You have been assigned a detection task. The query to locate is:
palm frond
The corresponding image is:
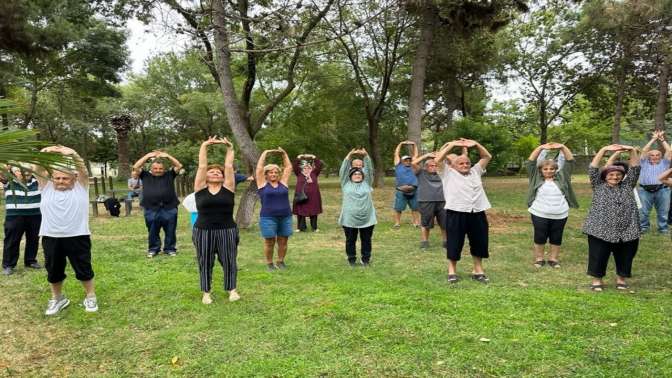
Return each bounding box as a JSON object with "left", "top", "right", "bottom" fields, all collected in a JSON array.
[{"left": 0, "top": 130, "right": 75, "bottom": 181}]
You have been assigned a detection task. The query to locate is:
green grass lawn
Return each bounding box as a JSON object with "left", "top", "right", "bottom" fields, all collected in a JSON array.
[{"left": 1, "top": 176, "right": 671, "bottom": 377}]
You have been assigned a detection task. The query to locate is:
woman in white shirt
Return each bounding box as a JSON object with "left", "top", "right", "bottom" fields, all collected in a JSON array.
[{"left": 526, "top": 143, "right": 579, "bottom": 268}]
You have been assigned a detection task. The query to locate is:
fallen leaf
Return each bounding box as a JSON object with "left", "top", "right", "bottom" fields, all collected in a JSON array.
[
  {"left": 436, "top": 361, "right": 445, "bottom": 365},
  {"left": 479, "top": 337, "right": 491, "bottom": 342},
  {"left": 609, "top": 323, "right": 617, "bottom": 327},
  {"left": 171, "top": 356, "right": 179, "bottom": 365}
]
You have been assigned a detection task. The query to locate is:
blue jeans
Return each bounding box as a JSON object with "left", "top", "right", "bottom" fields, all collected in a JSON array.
[
  {"left": 144, "top": 207, "right": 178, "bottom": 253},
  {"left": 638, "top": 187, "right": 670, "bottom": 232}
]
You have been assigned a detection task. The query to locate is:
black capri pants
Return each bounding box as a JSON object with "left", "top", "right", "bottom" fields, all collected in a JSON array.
[
  {"left": 530, "top": 214, "right": 568, "bottom": 245},
  {"left": 587, "top": 235, "right": 639, "bottom": 278},
  {"left": 444, "top": 210, "right": 489, "bottom": 261},
  {"left": 43, "top": 235, "right": 94, "bottom": 283}
]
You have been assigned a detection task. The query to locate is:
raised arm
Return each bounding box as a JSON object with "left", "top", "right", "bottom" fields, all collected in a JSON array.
[
  {"left": 393, "top": 141, "right": 404, "bottom": 165},
  {"left": 133, "top": 151, "right": 157, "bottom": 171},
  {"left": 657, "top": 131, "right": 671, "bottom": 159},
  {"left": 659, "top": 167, "right": 672, "bottom": 186},
  {"left": 255, "top": 149, "right": 272, "bottom": 188},
  {"left": 641, "top": 133, "right": 658, "bottom": 156},
  {"left": 361, "top": 150, "right": 373, "bottom": 185},
  {"left": 339, "top": 151, "right": 354, "bottom": 187},
  {"left": 55, "top": 146, "right": 88, "bottom": 187},
  {"left": 623, "top": 145, "right": 639, "bottom": 167},
  {"left": 278, "top": 147, "right": 293, "bottom": 186},
  {"left": 411, "top": 152, "right": 435, "bottom": 173},
  {"left": 35, "top": 146, "right": 61, "bottom": 188},
  {"left": 528, "top": 144, "right": 550, "bottom": 161},
  {"left": 157, "top": 151, "right": 183, "bottom": 172},
  {"left": 435, "top": 141, "right": 458, "bottom": 165},
  {"left": 194, "top": 137, "right": 215, "bottom": 190},
  {"left": 591, "top": 145, "right": 616, "bottom": 168},
  {"left": 222, "top": 138, "right": 235, "bottom": 192},
  {"left": 471, "top": 140, "right": 492, "bottom": 170},
  {"left": 605, "top": 150, "right": 621, "bottom": 166}
]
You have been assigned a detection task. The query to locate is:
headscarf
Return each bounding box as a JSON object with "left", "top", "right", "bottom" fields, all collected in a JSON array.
[
  {"left": 300, "top": 160, "right": 313, "bottom": 184},
  {"left": 348, "top": 167, "right": 364, "bottom": 180}
]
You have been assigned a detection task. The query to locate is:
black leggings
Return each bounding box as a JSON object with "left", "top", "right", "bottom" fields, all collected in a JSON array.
[
  {"left": 297, "top": 215, "right": 318, "bottom": 231},
  {"left": 530, "top": 214, "right": 567, "bottom": 245},
  {"left": 587, "top": 235, "right": 639, "bottom": 278}
]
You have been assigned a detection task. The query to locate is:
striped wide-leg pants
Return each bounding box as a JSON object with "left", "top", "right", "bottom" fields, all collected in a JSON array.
[{"left": 192, "top": 227, "right": 239, "bottom": 292}]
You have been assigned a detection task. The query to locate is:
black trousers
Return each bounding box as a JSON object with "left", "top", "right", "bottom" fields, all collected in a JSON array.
[
  {"left": 43, "top": 235, "right": 94, "bottom": 283},
  {"left": 343, "top": 226, "right": 374, "bottom": 263},
  {"left": 587, "top": 235, "right": 639, "bottom": 278},
  {"left": 3, "top": 215, "right": 41, "bottom": 268},
  {"left": 444, "top": 210, "right": 489, "bottom": 261},
  {"left": 297, "top": 215, "right": 318, "bottom": 231}
]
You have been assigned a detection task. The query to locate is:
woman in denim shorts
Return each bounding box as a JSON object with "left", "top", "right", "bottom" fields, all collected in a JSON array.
[{"left": 255, "top": 148, "right": 294, "bottom": 271}]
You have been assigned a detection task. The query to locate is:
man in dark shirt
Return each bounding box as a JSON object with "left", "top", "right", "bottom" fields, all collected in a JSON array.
[
  {"left": 133, "top": 151, "right": 183, "bottom": 258},
  {"left": 1, "top": 166, "right": 42, "bottom": 275}
]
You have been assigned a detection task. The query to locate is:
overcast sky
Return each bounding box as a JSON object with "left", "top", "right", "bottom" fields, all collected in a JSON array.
[{"left": 123, "top": 16, "right": 521, "bottom": 101}]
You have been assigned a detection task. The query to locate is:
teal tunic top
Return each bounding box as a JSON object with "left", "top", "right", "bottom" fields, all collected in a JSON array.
[{"left": 338, "top": 156, "right": 377, "bottom": 228}]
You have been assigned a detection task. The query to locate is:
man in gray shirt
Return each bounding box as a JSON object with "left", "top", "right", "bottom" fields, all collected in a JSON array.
[{"left": 412, "top": 153, "right": 448, "bottom": 250}]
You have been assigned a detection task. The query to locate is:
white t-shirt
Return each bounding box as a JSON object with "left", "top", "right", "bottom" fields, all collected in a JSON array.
[
  {"left": 528, "top": 180, "right": 569, "bottom": 219},
  {"left": 39, "top": 181, "right": 90, "bottom": 237},
  {"left": 440, "top": 164, "right": 491, "bottom": 213}
]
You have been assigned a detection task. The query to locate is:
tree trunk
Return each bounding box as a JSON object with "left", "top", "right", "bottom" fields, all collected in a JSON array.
[
  {"left": 367, "top": 116, "right": 384, "bottom": 187},
  {"left": 539, "top": 100, "right": 547, "bottom": 144},
  {"left": 407, "top": 6, "right": 436, "bottom": 146},
  {"left": 0, "top": 83, "right": 8, "bottom": 130},
  {"left": 654, "top": 59, "right": 670, "bottom": 131},
  {"left": 21, "top": 83, "right": 38, "bottom": 129},
  {"left": 235, "top": 183, "right": 258, "bottom": 229},
  {"left": 112, "top": 115, "right": 132, "bottom": 179},
  {"left": 612, "top": 69, "right": 626, "bottom": 143},
  {"left": 212, "top": 0, "right": 261, "bottom": 228}
]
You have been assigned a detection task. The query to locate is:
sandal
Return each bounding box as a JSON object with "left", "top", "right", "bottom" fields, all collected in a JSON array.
[
  {"left": 616, "top": 283, "right": 629, "bottom": 290},
  {"left": 533, "top": 260, "right": 546, "bottom": 268},
  {"left": 447, "top": 274, "right": 459, "bottom": 284},
  {"left": 590, "top": 284, "right": 604, "bottom": 292},
  {"left": 547, "top": 260, "right": 560, "bottom": 269},
  {"left": 471, "top": 274, "right": 489, "bottom": 283}
]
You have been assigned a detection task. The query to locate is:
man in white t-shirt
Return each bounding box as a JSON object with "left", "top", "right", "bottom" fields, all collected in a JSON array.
[
  {"left": 435, "top": 139, "right": 492, "bottom": 284},
  {"left": 34, "top": 146, "right": 97, "bottom": 315}
]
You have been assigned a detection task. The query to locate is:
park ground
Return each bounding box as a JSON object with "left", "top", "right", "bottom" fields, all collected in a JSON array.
[{"left": 1, "top": 175, "right": 671, "bottom": 377}]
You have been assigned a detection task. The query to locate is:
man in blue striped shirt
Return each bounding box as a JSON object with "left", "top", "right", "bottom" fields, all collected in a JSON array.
[
  {"left": 638, "top": 130, "right": 671, "bottom": 234},
  {"left": 2, "top": 166, "right": 42, "bottom": 275}
]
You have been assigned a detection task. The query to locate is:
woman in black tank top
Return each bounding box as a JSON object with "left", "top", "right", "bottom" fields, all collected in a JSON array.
[{"left": 192, "top": 137, "right": 240, "bottom": 305}]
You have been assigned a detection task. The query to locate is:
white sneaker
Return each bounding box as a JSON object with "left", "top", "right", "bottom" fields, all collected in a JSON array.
[
  {"left": 229, "top": 290, "right": 241, "bottom": 302},
  {"left": 45, "top": 296, "right": 70, "bottom": 315},
  {"left": 83, "top": 296, "right": 98, "bottom": 312}
]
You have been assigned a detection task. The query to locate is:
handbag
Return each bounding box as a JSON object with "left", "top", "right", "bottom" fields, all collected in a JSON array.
[{"left": 294, "top": 185, "right": 309, "bottom": 204}]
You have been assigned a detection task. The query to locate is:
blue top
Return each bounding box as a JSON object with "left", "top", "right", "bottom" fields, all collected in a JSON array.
[
  {"left": 395, "top": 163, "right": 417, "bottom": 187},
  {"left": 258, "top": 183, "right": 292, "bottom": 217},
  {"left": 235, "top": 172, "right": 248, "bottom": 185}
]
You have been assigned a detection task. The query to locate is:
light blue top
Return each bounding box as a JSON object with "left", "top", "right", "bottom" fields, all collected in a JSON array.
[{"left": 338, "top": 156, "right": 377, "bottom": 228}]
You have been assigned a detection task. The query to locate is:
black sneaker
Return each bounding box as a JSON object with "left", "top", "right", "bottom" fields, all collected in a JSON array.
[
  {"left": 471, "top": 274, "right": 489, "bottom": 283},
  {"left": 277, "top": 261, "right": 287, "bottom": 270},
  {"left": 348, "top": 261, "right": 358, "bottom": 267},
  {"left": 266, "top": 263, "right": 277, "bottom": 272},
  {"left": 1, "top": 267, "right": 13, "bottom": 275},
  {"left": 26, "top": 262, "right": 42, "bottom": 269},
  {"left": 361, "top": 261, "right": 370, "bottom": 267}
]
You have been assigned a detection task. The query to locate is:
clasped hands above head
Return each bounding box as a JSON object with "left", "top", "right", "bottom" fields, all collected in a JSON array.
[{"left": 202, "top": 136, "right": 233, "bottom": 147}]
